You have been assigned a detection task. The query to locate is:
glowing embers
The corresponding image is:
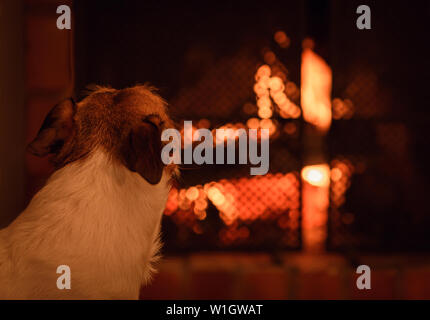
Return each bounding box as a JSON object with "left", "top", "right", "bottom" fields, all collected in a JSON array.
[
  {"left": 254, "top": 65, "right": 301, "bottom": 120},
  {"left": 330, "top": 158, "right": 354, "bottom": 211},
  {"left": 245, "top": 118, "right": 277, "bottom": 138},
  {"left": 332, "top": 98, "right": 354, "bottom": 120},
  {"left": 330, "top": 158, "right": 355, "bottom": 247},
  {"left": 210, "top": 173, "right": 300, "bottom": 225},
  {"left": 177, "top": 120, "right": 273, "bottom": 144},
  {"left": 164, "top": 173, "right": 301, "bottom": 246}
]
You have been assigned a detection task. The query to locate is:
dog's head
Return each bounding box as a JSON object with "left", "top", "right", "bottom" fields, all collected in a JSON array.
[{"left": 28, "top": 85, "right": 177, "bottom": 185}]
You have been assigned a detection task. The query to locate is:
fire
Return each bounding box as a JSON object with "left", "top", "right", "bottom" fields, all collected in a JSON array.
[
  {"left": 164, "top": 173, "right": 301, "bottom": 237},
  {"left": 300, "top": 47, "right": 333, "bottom": 252},
  {"left": 185, "top": 187, "right": 200, "bottom": 201},
  {"left": 301, "top": 48, "right": 332, "bottom": 132},
  {"left": 301, "top": 164, "right": 330, "bottom": 187},
  {"left": 301, "top": 164, "right": 330, "bottom": 252}
]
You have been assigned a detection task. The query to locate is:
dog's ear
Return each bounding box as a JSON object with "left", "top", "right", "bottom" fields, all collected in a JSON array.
[
  {"left": 122, "top": 117, "right": 164, "bottom": 185},
  {"left": 27, "top": 98, "right": 76, "bottom": 157}
]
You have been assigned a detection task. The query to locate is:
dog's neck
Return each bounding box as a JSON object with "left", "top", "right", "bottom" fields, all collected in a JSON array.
[
  {"left": 6, "top": 149, "right": 170, "bottom": 297},
  {"left": 22, "top": 149, "right": 171, "bottom": 245},
  {"left": 46, "top": 149, "right": 169, "bottom": 209},
  {"left": 37, "top": 149, "right": 170, "bottom": 217}
]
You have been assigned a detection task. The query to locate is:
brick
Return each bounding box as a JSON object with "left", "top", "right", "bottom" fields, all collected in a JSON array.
[
  {"left": 189, "top": 270, "right": 236, "bottom": 299},
  {"left": 140, "top": 271, "right": 183, "bottom": 300},
  {"left": 189, "top": 253, "right": 272, "bottom": 269},
  {"left": 350, "top": 269, "right": 398, "bottom": 300},
  {"left": 140, "top": 258, "right": 186, "bottom": 299},
  {"left": 297, "top": 270, "right": 343, "bottom": 299},
  {"left": 403, "top": 267, "right": 430, "bottom": 299},
  {"left": 240, "top": 267, "right": 288, "bottom": 299}
]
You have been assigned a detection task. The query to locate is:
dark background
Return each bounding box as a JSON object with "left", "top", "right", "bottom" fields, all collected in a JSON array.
[{"left": 74, "top": 0, "right": 430, "bottom": 252}]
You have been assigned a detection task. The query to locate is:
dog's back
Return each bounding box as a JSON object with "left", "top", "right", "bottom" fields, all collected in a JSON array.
[
  {"left": 0, "top": 229, "right": 16, "bottom": 298},
  {"left": 0, "top": 85, "right": 177, "bottom": 299}
]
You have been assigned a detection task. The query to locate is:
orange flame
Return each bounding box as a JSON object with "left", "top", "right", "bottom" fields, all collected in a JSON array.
[
  {"left": 301, "top": 48, "right": 332, "bottom": 132},
  {"left": 301, "top": 164, "right": 330, "bottom": 187},
  {"left": 301, "top": 164, "right": 330, "bottom": 252}
]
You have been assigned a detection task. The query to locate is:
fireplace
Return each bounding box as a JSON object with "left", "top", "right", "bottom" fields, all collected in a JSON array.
[
  {"left": 17, "top": 0, "right": 430, "bottom": 299},
  {"left": 21, "top": 0, "right": 430, "bottom": 254}
]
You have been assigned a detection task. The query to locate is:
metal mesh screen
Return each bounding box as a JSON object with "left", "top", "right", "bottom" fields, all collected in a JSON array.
[
  {"left": 74, "top": 0, "right": 430, "bottom": 253},
  {"left": 328, "top": 48, "right": 430, "bottom": 251},
  {"left": 161, "top": 49, "right": 303, "bottom": 252}
]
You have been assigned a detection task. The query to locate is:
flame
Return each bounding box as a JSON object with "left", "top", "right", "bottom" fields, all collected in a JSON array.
[
  {"left": 185, "top": 187, "right": 200, "bottom": 201},
  {"left": 300, "top": 47, "right": 332, "bottom": 251},
  {"left": 301, "top": 48, "right": 332, "bottom": 132},
  {"left": 165, "top": 173, "right": 300, "bottom": 231},
  {"left": 301, "top": 164, "right": 330, "bottom": 252},
  {"left": 301, "top": 164, "right": 330, "bottom": 187}
]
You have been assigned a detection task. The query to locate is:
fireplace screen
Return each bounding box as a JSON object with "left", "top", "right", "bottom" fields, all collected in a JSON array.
[{"left": 72, "top": 0, "right": 430, "bottom": 254}]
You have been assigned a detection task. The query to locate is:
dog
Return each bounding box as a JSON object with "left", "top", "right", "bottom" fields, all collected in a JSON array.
[{"left": 0, "top": 85, "right": 178, "bottom": 299}]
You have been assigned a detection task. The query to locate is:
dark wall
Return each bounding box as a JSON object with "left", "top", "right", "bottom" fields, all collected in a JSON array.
[
  {"left": 74, "top": 0, "right": 305, "bottom": 101},
  {"left": 0, "top": 0, "right": 25, "bottom": 227}
]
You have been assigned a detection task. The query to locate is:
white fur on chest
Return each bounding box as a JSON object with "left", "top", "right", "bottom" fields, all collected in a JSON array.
[{"left": 0, "top": 150, "right": 170, "bottom": 299}]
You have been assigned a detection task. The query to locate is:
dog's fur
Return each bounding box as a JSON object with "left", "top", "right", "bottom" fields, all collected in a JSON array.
[{"left": 0, "top": 85, "right": 178, "bottom": 299}]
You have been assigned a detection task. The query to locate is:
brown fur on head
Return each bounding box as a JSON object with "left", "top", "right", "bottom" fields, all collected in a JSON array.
[{"left": 28, "top": 85, "right": 178, "bottom": 185}]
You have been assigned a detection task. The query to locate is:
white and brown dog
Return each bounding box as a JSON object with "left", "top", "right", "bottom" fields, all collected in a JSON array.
[{"left": 0, "top": 85, "right": 178, "bottom": 299}]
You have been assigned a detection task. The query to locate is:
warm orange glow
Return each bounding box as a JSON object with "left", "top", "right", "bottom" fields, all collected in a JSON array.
[
  {"left": 258, "top": 107, "right": 272, "bottom": 119},
  {"left": 254, "top": 62, "right": 301, "bottom": 122},
  {"left": 272, "top": 91, "right": 287, "bottom": 105},
  {"left": 268, "top": 76, "right": 284, "bottom": 92},
  {"left": 301, "top": 164, "right": 330, "bottom": 252},
  {"left": 301, "top": 48, "right": 332, "bottom": 132},
  {"left": 257, "top": 96, "right": 271, "bottom": 109},
  {"left": 330, "top": 158, "right": 354, "bottom": 208},
  {"left": 186, "top": 187, "right": 200, "bottom": 201},
  {"left": 332, "top": 98, "right": 354, "bottom": 119},
  {"left": 254, "top": 82, "right": 268, "bottom": 97},
  {"left": 301, "top": 164, "right": 330, "bottom": 187},
  {"left": 274, "top": 31, "right": 290, "bottom": 48},
  {"left": 207, "top": 186, "right": 226, "bottom": 206},
  {"left": 246, "top": 117, "right": 260, "bottom": 129},
  {"left": 255, "top": 65, "right": 271, "bottom": 80},
  {"left": 164, "top": 173, "right": 301, "bottom": 235},
  {"left": 330, "top": 167, "right": 343, "bottom": 181},
  {"left": 197, "top": 118, "right": 211, "bottom": 129},
  {"left": 290, "top": 105, "right": 301, "bottom": 118}
]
